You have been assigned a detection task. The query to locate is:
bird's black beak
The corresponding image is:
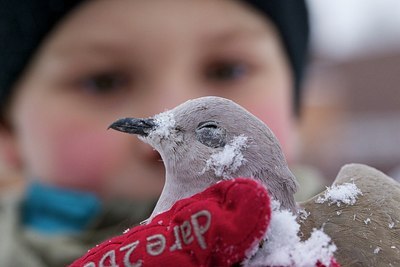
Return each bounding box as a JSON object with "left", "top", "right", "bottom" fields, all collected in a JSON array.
[{"left": 108, "top": 118, "right": 157, "bottom": 137}]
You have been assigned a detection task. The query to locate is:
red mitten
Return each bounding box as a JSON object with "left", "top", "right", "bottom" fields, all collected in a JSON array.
[
  {"left": 70, "top": 178, "right": 271, "bottom": 267},
  {"left": 317, "top": 258, "right": 340, "bottom": 267}
]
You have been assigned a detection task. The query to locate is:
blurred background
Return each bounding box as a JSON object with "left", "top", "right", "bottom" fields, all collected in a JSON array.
[
  {"left": 0, "top": 0, "right": 399, "bottom": 188},
  {"left": 299, "top": 0, "right": 400, "bottom": 183}
]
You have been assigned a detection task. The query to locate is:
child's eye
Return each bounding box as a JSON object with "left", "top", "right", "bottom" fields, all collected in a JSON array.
[
  {"left": 79, "top": 72, "right": 129, "bottom": 94},
  {"left": 205, "top": 62, "right": 248, "bottom": 82}
]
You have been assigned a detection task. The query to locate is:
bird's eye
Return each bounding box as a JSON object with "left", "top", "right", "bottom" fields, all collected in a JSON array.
[
  {"left": 196, "top": 121, "right": 226, "bottom": 148},
  {"left": 197, "top": 121, "right": 219, "bottom": 129}
]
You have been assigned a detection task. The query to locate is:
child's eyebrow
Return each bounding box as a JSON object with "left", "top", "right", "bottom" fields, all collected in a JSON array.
[
  {"left": 53, "top": 41, "right": 129, "bottom": 58},
  {"left": 48, "top": 24, "right": 273, "bottom": 60},
  {"left": 202, "top": 27, "right": 273, "bottom": 46}
]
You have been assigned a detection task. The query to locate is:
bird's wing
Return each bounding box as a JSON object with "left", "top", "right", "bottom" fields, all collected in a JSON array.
[{"left": 299, "top": 163, "right": 400, "bottom": 267}]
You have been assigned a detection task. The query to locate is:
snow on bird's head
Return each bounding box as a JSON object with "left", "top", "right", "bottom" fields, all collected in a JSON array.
[
  {"left": 202, "top": 134, "right": 248, "bottom": 178},
  {"left": 138, "top": 110, "right": 177, "bottom": 149},
  {"left": 153, "top": 110, "right": 176, "bottom": 138}
]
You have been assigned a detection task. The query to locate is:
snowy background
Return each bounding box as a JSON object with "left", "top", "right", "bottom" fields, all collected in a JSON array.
[{"left": 308, "top": 0, "right": 400, "bottom": 60}]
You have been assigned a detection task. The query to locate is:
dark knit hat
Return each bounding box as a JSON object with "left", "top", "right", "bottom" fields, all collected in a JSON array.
[
  {"left": 245, "top": 0, "right": 309, "bottom": 114},
  {"left": 0, "top": 0, "right": 84, "bottom": 120},
  {"left": 0, "top": 0, "right": 309, "bottom": 116}
]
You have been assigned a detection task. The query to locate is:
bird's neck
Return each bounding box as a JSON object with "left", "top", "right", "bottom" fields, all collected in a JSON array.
[{"left": 149, "top": 172, "right": 213, "bottom": 220}]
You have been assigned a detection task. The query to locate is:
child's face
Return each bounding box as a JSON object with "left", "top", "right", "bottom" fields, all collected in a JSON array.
[{"left": 3, "top": 0, "right": 295, "bottom": 199}]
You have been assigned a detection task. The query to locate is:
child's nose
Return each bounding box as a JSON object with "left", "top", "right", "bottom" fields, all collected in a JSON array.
[{"left": 139, "top": 74, "right": 203, "bottom": 116}]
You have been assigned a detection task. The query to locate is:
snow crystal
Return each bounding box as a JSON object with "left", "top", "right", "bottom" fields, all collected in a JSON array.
[
  {"left": 152, "top": 110, "right": 175, "bottom": 138},
  {"left": 123, "top": 228, "right": 130, "bottom": 234},
  {"left": 315, "top": 182, "right": 362, "bottom": 207},
  {"left": 202, "top": 135, "right": 248, "bottom": 178},
  {"left": 364, "top": 218, "right": 371, "bottom": 225},
  {"left": 244, "top": 201, "right": 336, "bottom": 267},
  {"left": 297, "top": 209, "right": 310, "bottom": 223},
  {"left": 374, "top": 247, "right": 381, "bottom": 254},
  {"left": 389, "top": 222, "right": 395, "bottom": 229}
]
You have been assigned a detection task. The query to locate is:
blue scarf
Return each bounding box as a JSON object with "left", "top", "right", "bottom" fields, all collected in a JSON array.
[{"left": 22, "top": 182, "right": 102, "bottom": 234}]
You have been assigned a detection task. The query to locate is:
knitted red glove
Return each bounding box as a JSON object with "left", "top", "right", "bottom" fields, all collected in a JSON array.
[
  {"left": 70, "top": 178, "right": 271, "bottom": 267},
  {"left": 317, "top": 258, "right": 340, "bottom": 267}
]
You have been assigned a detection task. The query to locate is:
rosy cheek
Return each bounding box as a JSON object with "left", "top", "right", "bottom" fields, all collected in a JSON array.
[
  {"left": 13, "top": 85, "right": 131, "bottom": 192},
  {"left": 246, "top": 103, "right": 294, "bottom": 162},
  {"left": 51, "top": 128, "right": 127, "bottom": 190}
]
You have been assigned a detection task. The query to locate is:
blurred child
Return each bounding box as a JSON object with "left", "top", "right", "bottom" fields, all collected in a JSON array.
[{"left": 0, "top": 0, "right": 308, "bottom": 266}]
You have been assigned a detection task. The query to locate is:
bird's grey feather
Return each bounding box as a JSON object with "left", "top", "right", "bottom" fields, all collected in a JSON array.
[{"left": 299, "top": 163, "right": 400, "bottom": 267}]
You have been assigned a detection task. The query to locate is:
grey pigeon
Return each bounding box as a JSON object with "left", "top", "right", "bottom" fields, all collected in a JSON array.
[{"left": 109, "top": 96, "right": 298, "bottom": 219}]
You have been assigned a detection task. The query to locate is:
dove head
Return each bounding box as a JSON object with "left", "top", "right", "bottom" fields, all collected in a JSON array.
[{"left": 110, "top": 96, "right": 298, "bottom": 217}]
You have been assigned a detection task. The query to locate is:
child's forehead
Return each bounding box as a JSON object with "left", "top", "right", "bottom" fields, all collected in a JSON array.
[
  {"left": 60, "top": 1, "right": 270, "bottom": 38},
  {"left": 48, "top": 0, "right": 276, "bottom": 54},
  {"left": 70, "top": 0, "right": 268, "bottom": 24}
]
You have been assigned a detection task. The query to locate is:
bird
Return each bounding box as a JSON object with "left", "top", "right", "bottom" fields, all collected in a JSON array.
[
  {"left": 299, "top": 163, "right": 400, "bottom": 267},
  {"left": 109, "top": 96, "right": 400, "bottom": 266},
  {"left": 109, "top": 96, "right": 298, "bottom": 219}
]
